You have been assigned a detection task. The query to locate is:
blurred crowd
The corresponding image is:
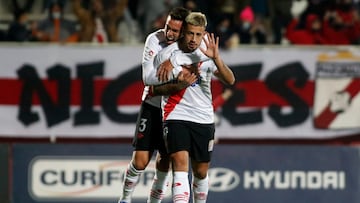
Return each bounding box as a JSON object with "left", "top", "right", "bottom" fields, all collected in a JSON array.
[{"left": 0, "top": 0, "right": 360, "bottom": 49}]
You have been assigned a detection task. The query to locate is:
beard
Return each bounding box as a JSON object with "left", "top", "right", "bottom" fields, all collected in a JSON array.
[{"left": 187, "top": 42, "right": 197, "bottom": 51}]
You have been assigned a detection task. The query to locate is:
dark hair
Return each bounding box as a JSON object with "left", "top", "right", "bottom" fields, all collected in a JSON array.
[
  {"left": 49, "top": 0, "right": 64, "bottom": 11},
  {"left": 14, "top": 9, "right": 26, "bottom": 21},
  {"left": 169, "top": 7, "right": 191, "bottom": 21}
]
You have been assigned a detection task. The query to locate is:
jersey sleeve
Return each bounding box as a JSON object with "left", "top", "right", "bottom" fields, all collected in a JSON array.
[
  {"left": 152, "top": 44, "right": 177, "bottom": 83},
  {"left": 142, "top": 33, "right": 163, "bottom": 86}
]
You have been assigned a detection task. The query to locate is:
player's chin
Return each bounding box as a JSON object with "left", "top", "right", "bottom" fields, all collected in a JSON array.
[
  {"left": 166, "top": 38, "right": 176, "bottom": 44},
  {"left": 189, "top": 42, "right": 198, "bottom": 48},
  {"left": 188, "top": 45, "right": 197, "bottom": 51}
]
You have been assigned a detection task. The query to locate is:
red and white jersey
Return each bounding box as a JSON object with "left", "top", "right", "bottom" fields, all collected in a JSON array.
[
  {"left": 155, "top": 42, "right": 217, "bottom": 124},
  {"left": 141, "top": 29, "right": 169, "bottom": 107}
]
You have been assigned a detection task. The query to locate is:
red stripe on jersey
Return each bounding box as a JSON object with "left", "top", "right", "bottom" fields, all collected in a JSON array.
[{"left": 163, "top": 88, "right": 186, "bottom": 120}]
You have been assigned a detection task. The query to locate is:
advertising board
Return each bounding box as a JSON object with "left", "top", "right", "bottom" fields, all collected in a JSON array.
[{"left": 12, "top": 143, "right": 360, "bottom": 203}]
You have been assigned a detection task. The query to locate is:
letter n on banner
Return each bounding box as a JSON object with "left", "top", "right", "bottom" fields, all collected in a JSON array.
[{"left": 313, "top": 51, "right": 360, "bottom": 129}]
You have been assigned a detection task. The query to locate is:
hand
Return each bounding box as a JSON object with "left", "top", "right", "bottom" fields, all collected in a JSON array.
[
  {"left": 200, "top": 33, "right": 219, "bottom": 60},
  {"left": 183, "top": 63, "right": 200, "bottom": 75},
  {"left": 177, "top": 69, "right": 197, "bottom": 86},
  {"left": 156, "top": 59, "right": 174, "bottom": 82}
]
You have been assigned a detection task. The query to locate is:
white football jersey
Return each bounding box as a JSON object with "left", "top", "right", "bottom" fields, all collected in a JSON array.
[
  {"left": 154, "top": 42, "right": 217, "bottom": 124},
  {"left": 141, "top": 29, "right": 169, "bottom": 107}
]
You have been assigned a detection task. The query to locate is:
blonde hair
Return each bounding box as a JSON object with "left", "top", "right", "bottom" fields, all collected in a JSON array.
[{"left": 185, "top": 12, "right": 207, "bottom": 27}]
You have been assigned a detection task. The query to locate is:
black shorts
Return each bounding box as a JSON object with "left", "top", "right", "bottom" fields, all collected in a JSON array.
[
  {"left": 132, "top": 102, "right": 167, "bottom": 156},
  {"left": 163, "top": 120, "right": 215, "bottom": 162}
]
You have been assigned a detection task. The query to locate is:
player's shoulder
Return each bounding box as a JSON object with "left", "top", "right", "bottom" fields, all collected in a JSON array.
[
  {"left": 157, "top": 41, "right": 179, "bottom": 58},
  {"left": 166, "top": 41, "right": 179, "bottom": 50},
  {"left": 146, "top": 29, "right": 166, "bottom": 43}
]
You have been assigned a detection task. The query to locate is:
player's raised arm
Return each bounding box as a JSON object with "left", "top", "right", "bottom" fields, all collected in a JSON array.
[{"left": 202, "top": 32, "right": 235, "bottom": 85}]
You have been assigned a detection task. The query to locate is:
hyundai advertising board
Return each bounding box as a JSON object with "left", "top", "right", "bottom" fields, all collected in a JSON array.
[{"left": 12, "top": 144, "right": 360, "bottom": 203}]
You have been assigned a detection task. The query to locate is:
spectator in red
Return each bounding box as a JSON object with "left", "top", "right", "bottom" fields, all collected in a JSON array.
[
  {"left": 322, "top": 0, "right": 360, "bottom": 44},
  {"left": 286, "top": 13, "right": 329, "bottom": 44},
  {"left": 322, "top": 11, "right": 352, "bottom": 44}
]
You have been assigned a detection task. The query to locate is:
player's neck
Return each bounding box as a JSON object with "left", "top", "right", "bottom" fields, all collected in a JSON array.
[{"left": 179, "top": 38, "right": 191, "bottom": 53}]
